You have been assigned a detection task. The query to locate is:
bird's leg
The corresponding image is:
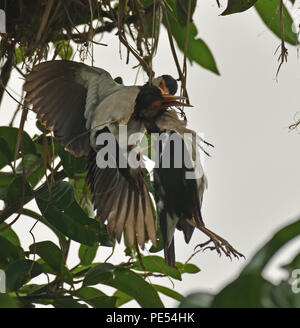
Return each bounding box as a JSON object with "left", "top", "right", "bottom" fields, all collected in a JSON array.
[{"left": 195, "top": 225, "right": 245, "bottom": 260}]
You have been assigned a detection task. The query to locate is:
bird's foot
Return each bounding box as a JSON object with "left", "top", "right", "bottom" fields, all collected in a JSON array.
[{"left": 195, "top": 226, "right": 245, "bottom": 260}]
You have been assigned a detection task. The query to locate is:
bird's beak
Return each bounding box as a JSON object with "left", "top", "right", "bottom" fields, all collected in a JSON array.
[{"left": 161, "top": 94, "right": 193, "bottom": 108}]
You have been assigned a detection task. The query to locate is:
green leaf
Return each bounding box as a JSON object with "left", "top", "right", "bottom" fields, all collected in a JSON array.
[
  {"left": 5, "top": 259, "right": 43, "bottom": 291},
  {"left": 211, "top": 272, "right": 271, "bottom": 307},
  {"left": 74, "top": 286, "right": 107, "bottom": 298},
  {"left": 164, "top": 0, "right": 219, "bottom": 74},
  {"left": 282, "top": 252, "right": 300, "bottom": 273},
  {"left": 33, "top": 135, "right": 60, "bottom": 161},
  {"left": 0, "top": 127, "right": 36, "bottom": 169},
  {"left": 179, "top": 292, "right": 214, "bottom": 308},
  {"left": 0, "top": 294, "right": 19, "bottom": 308},
  {"left": 71, "top": 263, "right": 101, "bottom": 277},
  {"left": 29, "top": 241, "right": 73, "bottom": 284},
  {"left": 0, "top": 172, "right": 14, "bottom": 200},
  {"left": 153, "top": 284, "right": 184, "bottom": 302},
  {"left": 0, "top": 235, "right": 24, "bottom": 269},
  {"left": 71, "top": 174, "right": 89, "bottom": 202},
  {"left": 111, "top": 267, "right": 164, "bottom": 308},
  {"left": 0, "top": 137, "right": 12, "bottom": 168},
  {"left": 21, "top": 208, "right": 69, "bottom": 255},
  {"left": 132, "top": 256, "right": 182, "bottom": 280},
  {"left": 54, "top": 41, "right": 73, "bottom": 60},
  {"left": 35, "top": 181, "right": 112, "bottom": 246},
  {"left": 0, "top": 223, "right": 21, "bottom": 246},
  {"left": 265, "top": 280, "right": 300, "bottom": 308},
  {"left": 15, "top": 46, "right": 27, "bottom": 65},
  {"left": 53, "top": 297, "right": 87, "bottom": 308},
  {"left": 78, "top": 244, "right": 99, "bottom": 266},
  {"left": 83, "top": 264, "right": 164, "bottom": 308},
  {"left": 15, "top": 154, "right": 44, "bottom": 187},
  {"left": 254, "top": 0, "right": 297, "bottom": 46},
  {"left": 6, "top": 176, "right": 34, "bottom": 210},
  {"left": 176, "top": 0, "right": 197, "bottom": 26},
  {"left": 74, "top": 287, "right": 117, "bottom": 308},
  {"left": 221, "top": 0, "right": 258, "bottom": 15},
  {"left": 113, "top": 289, "right": 133, "bottom": 307},
  {"left": 29, "top": 241, "right": 64, "bottom": 272},
  {"left": 149, "top": 228, "right": 164, "bottom": 253},
  {"left": 36, "top": 259, "right": 57, "bottom": 275},
  {"left": 70, "top": 174, "right": 94, "bottom": 218},
  {"left": 176, "top": 262, "right": 200, "bottom": 274},
  {"left": 83, "top": 263, "right": 115, "bottom": 286},
  {"left": 242, "top": 218, "right": 300, "bottom": 275},
  {"left": 19, "top": 283, "right": 47, "bottom": 295},
  {"left": 86, "top": 295, "right": 117, "bottom": 308},
  {"left": 58, "top": 146, "right": 87, "bottom": 178}
]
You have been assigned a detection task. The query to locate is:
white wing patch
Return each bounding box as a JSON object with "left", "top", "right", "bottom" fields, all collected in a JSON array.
[
  {"left": 90, "top": 86, "right": 140, "bottom": 148},
  {"left": 77, "top": 66, "right": 122, "bottom": 130}
]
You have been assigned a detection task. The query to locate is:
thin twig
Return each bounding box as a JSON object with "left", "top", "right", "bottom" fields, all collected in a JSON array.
[
  {"left": 9, "top": 89, "right": 24, "bottom": 127},
  {"left": 160, "top": 0, "right": 189, "bottom": 100},
  {"left": 160, "top": 0, "right": 183, "bottom": 81},
  {"left": 181, "top": 0, "right": 192, "bottom": 104},
  {"left": 104, "top": 244, "right": 115, "bottom": 263},
  {"left": 29, "top": 221, "right": 38, "bottom": 263},
  {"left": 14, "top": 105, "right": 28, "bottom": 168},
  {"left": 0, "top": 213, "right": 21, "bottom": 232},
  {"left": 104, "top": 0, "right": 154, "bottom": 78},
  {"left": 185, "top": 248, "right": 202, "bottom": 264},
  {"left": 276, "top": 0, "right": 288, "bottom": 80},
  {"left": 35, "top": 0, "right": 55, "bottom": 45}
]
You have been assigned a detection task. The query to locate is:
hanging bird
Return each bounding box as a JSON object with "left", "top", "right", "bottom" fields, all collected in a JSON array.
[
  {"left": 23, "top": 60, "right": 187, "bottom": 250},
  {"left": 144, "top": 110, "right": 244, "bottom": 266},
  {"left": 24, "top": 60, "right": 243, "bottom": 266},
  {"left": 134, "top": 97, "right": 244, "bottom": 266}
]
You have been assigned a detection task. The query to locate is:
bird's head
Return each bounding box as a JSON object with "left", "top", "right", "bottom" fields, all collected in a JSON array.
[
  {"left": 152, "top": 75, "right": 178, "bottom": 95},
  {"left": 135, "top": 84, "right": 191, "bottom": 119}
]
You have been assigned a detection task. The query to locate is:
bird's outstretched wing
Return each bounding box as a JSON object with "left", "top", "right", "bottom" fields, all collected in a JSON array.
[
  {"left": 24, "top": 60, "right": 159, "bottom": 250},
  {"left": 87, "top": 128, "right": 156, "bottom": 249},
  {"left": 24, "top": 60, "right": 124, "bottom": 156}
]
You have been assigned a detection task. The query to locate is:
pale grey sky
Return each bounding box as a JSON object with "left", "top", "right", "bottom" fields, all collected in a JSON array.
[{"left": 1, "top": 0, "right": 300, "bottom": 307}]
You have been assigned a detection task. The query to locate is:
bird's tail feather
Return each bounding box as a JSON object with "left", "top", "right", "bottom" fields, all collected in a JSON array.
[
  {"left": 164, "top": 238, "right": 176, "bottom": 268},
  {"left": 87, "top": 148, "right": 157, "bottom": 250}
]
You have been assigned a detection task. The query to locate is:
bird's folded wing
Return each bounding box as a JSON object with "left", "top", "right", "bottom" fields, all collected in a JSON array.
[
  {"left": 153, "top": 110, "right": 207, "bottom": 266},
  {"left": 24, "top": 60, "right": 122, "bottom": 157}
]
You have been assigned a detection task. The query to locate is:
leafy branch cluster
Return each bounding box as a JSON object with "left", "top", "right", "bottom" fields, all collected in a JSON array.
[{"left": 0, "top": 0, "right": 299, "bottom": 308}]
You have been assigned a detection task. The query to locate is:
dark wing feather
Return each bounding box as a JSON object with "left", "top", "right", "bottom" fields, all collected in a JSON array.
[
  {"left": 24, "top": 60, "right": 120, "bottom": 157},
  {"left": 87, "top": 129, "right": 156, "bottom": 249},
  {"left": 151, "top": 110, "right": 206, "bottom": 267},
  {"left": 153, "top": 132, "right": 200, "bottom": 267}
]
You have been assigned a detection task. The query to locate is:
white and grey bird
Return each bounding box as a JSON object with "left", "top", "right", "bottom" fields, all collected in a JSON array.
[{"left": 24, "top": 60, "right": 243, "bottom": 267}]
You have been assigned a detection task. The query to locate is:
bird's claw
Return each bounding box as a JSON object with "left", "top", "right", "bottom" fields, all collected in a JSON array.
[{"left": 195, "top": 236, "right": 245, "bottom": 260}]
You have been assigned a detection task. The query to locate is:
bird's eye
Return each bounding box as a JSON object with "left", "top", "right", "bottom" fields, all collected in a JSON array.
[{"left": 159, "top": 80, "right": 168, "bottom": 94}]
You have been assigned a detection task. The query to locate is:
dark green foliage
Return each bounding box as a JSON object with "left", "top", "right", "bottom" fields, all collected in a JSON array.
[
  {"left": 179, "top": 219, "right": 300, "bottom": 308},
  {"left": 221, "top": 0, "right": 258, "bottom": 15}
]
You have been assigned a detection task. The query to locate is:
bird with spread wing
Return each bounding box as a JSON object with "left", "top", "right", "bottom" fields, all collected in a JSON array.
[{"left": 23, "top": 60, "right": 243, "bottom": 267}]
